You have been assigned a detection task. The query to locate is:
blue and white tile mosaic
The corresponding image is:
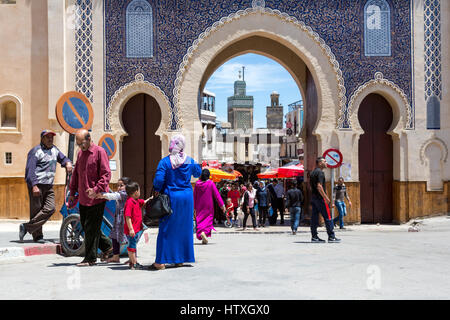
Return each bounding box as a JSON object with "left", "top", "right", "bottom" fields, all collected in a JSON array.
[
  {"left": 104, "top": 0, "right": 413, "bottom": 130},
  {"left": 424, "top": 0, "right": 441, "bottom": 129},
  {"left": 75, "top": 0, "right": 93, "bottom": 103},
  {"left": 126, "top": 0, "right": 154, "bottom": 58},
  {"left": 364, "top": 0, "right": 391, "bottom": 56}
]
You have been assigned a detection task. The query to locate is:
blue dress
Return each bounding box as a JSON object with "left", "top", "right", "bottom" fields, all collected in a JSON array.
[{"left": 153, "top": 156, "right": 201, "bottom": 264}]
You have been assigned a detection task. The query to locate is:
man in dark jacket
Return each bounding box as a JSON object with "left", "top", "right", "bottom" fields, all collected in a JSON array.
[
  {"left": 21, "top": 130, "right": 72, "bottom": 242},
  {"left": 285, "top": 180, "right": 304, "bottom": 235},
  {"left": 266, "top": 180, "right": 278, "bottom": 225},
  {"left": 256, "top": 181, "right": 270, "bottom": 227}
]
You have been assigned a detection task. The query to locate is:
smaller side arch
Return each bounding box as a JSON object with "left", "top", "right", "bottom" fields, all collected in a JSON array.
[
  {"left": 420, "top": 138, "right": 447, "bottom": 191},
  {"left": 106, "top": 74, "right": 171, "bottom": 140},
  {"left": 420, "top": 137, "right": 448, "bottom": 166},
  {"left": 348, "top": 72, "right": 412, "bottom": 135}
]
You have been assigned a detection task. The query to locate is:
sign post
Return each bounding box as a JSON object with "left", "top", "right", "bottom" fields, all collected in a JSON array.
[
  {"left": 55, "top": 91, "right": 94, "bottom": 183},
  {"left": 322, "top": 148, "right": 343, "bottom": 222}
]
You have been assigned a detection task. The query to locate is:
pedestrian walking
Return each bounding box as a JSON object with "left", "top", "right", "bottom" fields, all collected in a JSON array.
[
  {"left": 21, "top": 130, "right": 73, "bottom": 243},
  {"left": 123, "top": 181, "right": 151, "bottom": 270},
  {"left": 256, "top": 181, "right": 270, "bottom": 228},
  {"left": 241, "top": 183, "right": 258, "bottom": 231},
  {"left": 309, "top": 157, "right": 340, "bottom": 243},
  {"left": 225, "top": 198, "right": 234, "bottom": 227},
  {"left": 194, "top": 169, "right": 226, "bottom": 244},
  {"left": 286, "top": 180, "right": 304, "bottom": 235},
  {"left": 68, "top": 129, "right": 113, "bottom": 266},
  {"left": 149, "top": 134, "right": 202, "bottom": 270},
  {"left": 333, "top": 177, "right": 352, "bottom": 229},
  {"left": 273, "top": 179, "right": 286, "bottom": 224},
  {"left": 96, "top": 176, "right": 130, "bottom": 263},
  {"left": 267, "top": 180, "right": 277, "bottom": 225},
  {"left": 227, "top": 183, "right": 241, "bottom": 227}
]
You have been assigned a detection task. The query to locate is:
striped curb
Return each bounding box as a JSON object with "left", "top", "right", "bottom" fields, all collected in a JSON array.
[{"left": 0, "top": 243, "right": 61, "bottom": 261}]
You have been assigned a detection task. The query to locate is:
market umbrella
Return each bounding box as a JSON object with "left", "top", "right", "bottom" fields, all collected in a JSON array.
[
  {"left": 277, "top": 163, "right": 304, "bottom": 178},
  {"left": 203, "top": 167, "right": 236, "bottom": 183},
  {"left": 231, "top": 170, "right": 243, "bottom": 178},
  {"left": 257, "top": 169, "right": 279, "bottom": 179}
]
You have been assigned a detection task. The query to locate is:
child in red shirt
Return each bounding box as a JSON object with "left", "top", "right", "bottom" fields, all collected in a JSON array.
[
  {"left": 124, "top": 181, "right": 151, "bottom": 270},
  {"left": 225, "top": 198, "right": 234, "bottom": 227}
]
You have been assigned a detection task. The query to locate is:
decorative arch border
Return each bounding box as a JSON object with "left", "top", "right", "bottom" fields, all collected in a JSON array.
[
  {"left": 347, "top": 72, "right": 413, "bottom": 131},
  {"left": 171, "top": 3, "right": 347, "bottom": 131},
  {"left": 419, "top": 136, "right": 448, "bottom": 166},
  {"left": 106, "top": 73, "right": 171, "bottom": 138}
]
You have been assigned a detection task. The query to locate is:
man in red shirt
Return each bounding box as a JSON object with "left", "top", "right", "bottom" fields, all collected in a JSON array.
[
  {"left": 69, "top": 129, "right": 112, "bottom": 266},
  {"left": 227, "top": 183, "right": 241, "bottom": 227}
]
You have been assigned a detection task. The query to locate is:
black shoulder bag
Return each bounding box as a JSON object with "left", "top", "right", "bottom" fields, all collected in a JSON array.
[{"left": 143, "top": 187, "right": 173, "bottom": 226}]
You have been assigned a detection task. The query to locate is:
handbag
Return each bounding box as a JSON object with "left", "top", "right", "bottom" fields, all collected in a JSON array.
[{"left": 143, "top": 188, "right": 172, "bottom": 226}]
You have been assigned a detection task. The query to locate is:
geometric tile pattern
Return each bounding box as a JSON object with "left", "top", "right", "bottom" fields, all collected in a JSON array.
[
  {"left": 104, "top": 0, "right": 413, "bottom": 131},
  {"left": 364, "top": 0, "right": 391, "bottom": 56},
  {"left": 424, "top": 0, "right": 441, "bottom": 129},
  {"left": 75, "top": 0, "right": 94, "bottom": 102},
  {"left": 126, "top": 0, "right": 153, "bottom": 58}
]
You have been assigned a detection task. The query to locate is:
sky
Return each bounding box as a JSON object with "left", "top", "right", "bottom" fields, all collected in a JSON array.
[{"left": 204, "top": 53, "right": 303, "bottom": 129}]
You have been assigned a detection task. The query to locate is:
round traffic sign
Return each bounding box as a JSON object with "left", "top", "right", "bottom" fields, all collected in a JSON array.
[
  {"left": 98, "top": 134, "right": 117, "bottom": 160},
  {"left": 323, "top": 148, "right": 343, "bottom": 169},
  {"left": 55, "top": 91, "right": 94, "bottom": 134}
]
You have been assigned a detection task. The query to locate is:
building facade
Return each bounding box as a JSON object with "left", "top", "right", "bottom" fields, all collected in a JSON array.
[{"left": 0, "top": 0, "right": 449, "bottom": 225}]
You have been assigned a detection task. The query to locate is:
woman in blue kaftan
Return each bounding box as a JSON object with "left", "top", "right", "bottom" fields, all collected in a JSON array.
[{"left": 150, "top": 135, "right": 201, "bottom": 270}]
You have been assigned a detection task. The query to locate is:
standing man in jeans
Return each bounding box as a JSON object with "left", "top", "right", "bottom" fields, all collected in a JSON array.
[
  {"left": 309, "top": 157, "right": 340, "bottom": 243},
  {"left": 21, "top": 130, "right": 73, "bottom": 243},
  {"left": 69, "top": 129, "right": 112, "bottom": 266},
  {"left": 286, "top": 180, "right": 303, "bottom": 235}
]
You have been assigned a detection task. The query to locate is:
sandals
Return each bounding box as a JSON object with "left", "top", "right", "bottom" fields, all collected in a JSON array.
[
  {"left": 201, "top": 232, "right": 208, "bottom": 244},
  {"left": 148, "top": 263, "right": 165, "bottom": 271},
  {"left": 100, "top": 248, "right": 113, "bottom": 262}
]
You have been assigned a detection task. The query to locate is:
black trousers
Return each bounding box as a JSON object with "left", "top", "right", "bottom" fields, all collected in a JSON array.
[
  {"left": 25, "top": 184, "right": 55, "bottom": 240},
  {"left": 243, "top": 207, "right": 257, "bottom": 228},
  {"left": 310, "top": 197, "right": 335, "bottom": 238},
  {"left": 258, "top": 206, "right": 268, "bottom": 225},
  {"left": 79, "top": 202, "right": 112, "bottom": 262}
]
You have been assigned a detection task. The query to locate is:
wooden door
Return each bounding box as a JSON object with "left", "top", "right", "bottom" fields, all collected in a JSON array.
[
  {"left": 358, "top": 93, "right": 393, "bottom": 223},
  {"left": 122, "top": 94, "right": 162, "bottom": 199}
]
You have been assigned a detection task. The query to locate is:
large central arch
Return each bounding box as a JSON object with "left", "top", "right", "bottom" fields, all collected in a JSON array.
[{"left": 173, "top": 7, "right": 346, "bottom": 168}]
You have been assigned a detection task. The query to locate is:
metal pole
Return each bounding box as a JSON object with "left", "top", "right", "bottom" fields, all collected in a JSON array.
[
  {"left": 66, "top": 134, "right": 75, "bottom": 186},
  {"left": 330, "top": 167, "right": 335, "bottom": 221}
]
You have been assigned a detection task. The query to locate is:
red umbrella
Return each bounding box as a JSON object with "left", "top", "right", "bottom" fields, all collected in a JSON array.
[
  {"left": 277, "top": 163, "right": 304, "bottom": 178},
  {"left": 257, "top": 169, "right": 279, "bottom": 179}
]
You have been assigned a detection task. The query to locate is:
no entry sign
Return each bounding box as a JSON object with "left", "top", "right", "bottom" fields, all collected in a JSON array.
[
  {"left": 98, "top": 134, "right": 117, "bottom": 160},
  {"left": 56, "top": 91, "right": 94, "bottom": 134},
  {"left": 323, "top": 148, "right": 343, "bottom": 169}
]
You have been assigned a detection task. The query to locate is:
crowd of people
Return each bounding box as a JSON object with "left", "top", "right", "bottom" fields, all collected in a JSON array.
[
  {"left": 211, "top": 178, "right": 303, "bottom": 232},
  {"left": 21, "top": 129, "right": 350, "bottom": 271}
]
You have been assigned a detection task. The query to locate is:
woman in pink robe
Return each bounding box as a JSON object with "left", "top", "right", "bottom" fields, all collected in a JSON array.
[{"left": 194, "top": 169, "right": 225, "bottom": 244}]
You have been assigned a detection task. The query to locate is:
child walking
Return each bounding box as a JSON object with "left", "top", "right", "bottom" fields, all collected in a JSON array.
[
  {"left": 123, "top": 181, "right": 151, "bottom": 270},
  {"left": 225, "top": 198, "right": 234, "bottom": 227},
  {"left": 97, "top": 177, "right": 130, "bottom": 263}
]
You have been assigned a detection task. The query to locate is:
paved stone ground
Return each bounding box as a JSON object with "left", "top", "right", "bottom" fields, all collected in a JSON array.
[{"left": 1, "top": 216, "right": 450, "bottom": 300}]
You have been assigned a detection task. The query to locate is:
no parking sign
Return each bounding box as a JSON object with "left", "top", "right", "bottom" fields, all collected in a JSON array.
[
  {"left": 323, "top": 148, "right": 343, "bottom": 169},
  {"left": 98, "top": 134, "right": 117, "bottom": 160},
  {"left": 55, "top": 91, "right": 93, "bottom": 134}
]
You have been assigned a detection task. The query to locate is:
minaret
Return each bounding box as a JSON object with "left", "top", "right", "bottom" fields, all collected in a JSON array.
[
  {"left": 227, "top": 66, "right": 254, "bottom": 130},
  {"left": 266, "top": 91, "right": 283, "bottom": 129}
]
